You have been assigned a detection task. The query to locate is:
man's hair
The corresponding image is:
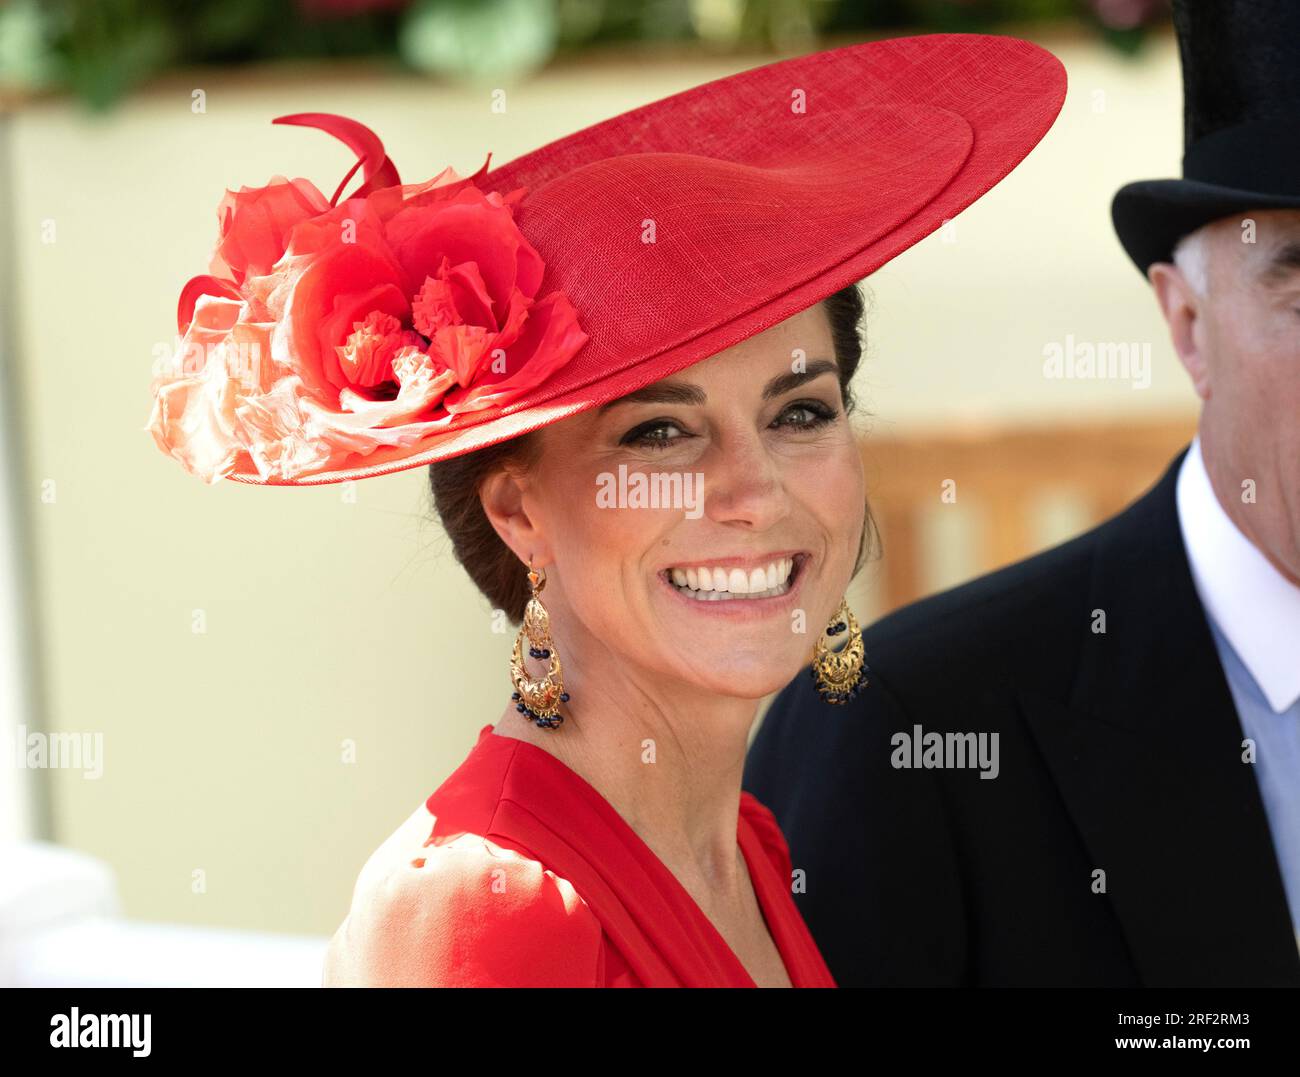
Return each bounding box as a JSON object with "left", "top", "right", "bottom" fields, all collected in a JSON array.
[{"left": 1172, "top": 225, "right": 1210, "bottom": 296}]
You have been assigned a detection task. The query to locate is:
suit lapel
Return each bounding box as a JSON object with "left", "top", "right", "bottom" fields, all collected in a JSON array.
[{"left": 1018, "top": 449, "right": 1300, "bottom": 986}]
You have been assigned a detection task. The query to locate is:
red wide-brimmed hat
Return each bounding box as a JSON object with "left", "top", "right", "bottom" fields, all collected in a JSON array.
[{"left": 147, "top": 33, "right": 1066, "bottom": 486}]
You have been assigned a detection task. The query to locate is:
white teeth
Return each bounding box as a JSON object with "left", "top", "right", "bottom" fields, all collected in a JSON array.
[{"left": 663, "top": 556, "right": 799, "bottom": 600}]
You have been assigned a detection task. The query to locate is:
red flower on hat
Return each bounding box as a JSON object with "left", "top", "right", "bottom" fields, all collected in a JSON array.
[{"left": 147, "top": 113, "right": 588, "bottom": 484}]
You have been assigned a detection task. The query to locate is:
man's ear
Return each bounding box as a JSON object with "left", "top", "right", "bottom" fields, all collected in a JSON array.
[
  {"left": 1148, "top": 260, "right": 1212, "bottom": 400},
  {"left": 479, "top": 465, "right": 552, "bottom": 568}
]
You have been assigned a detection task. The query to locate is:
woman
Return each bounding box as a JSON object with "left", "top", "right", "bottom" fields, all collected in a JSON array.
[{"left": 146, "top": 34, "right": 1066, "bottom": 986}]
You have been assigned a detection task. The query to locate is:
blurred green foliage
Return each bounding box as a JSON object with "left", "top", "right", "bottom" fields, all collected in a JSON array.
[{"left": 0, "top": 0, "right": 1171, "bottom": 111}]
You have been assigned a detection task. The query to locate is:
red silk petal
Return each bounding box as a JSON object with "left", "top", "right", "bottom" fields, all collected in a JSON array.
[
  {"left": 442, "top": 291, "right": 588, "bottom": 415},
  {"left": 429, "top": 324, "right": 491, "bottom": 388},
  {"left": 178, "top": 275, "right": 241, "bottom": 334},
  {"left": 271, "top": 113, "right": 402, "bottom": 205}
]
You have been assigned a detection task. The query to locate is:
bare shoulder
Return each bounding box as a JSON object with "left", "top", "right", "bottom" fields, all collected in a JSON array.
[{"left": 323, "top": 800, "right": 603, "bottom": 987}]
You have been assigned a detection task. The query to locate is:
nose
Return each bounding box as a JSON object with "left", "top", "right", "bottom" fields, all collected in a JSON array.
[{"left": 700, "top": 422, "right": 792, "bottom": 531}]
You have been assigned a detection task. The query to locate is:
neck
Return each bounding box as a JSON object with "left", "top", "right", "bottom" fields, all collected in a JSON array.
[{"left": 493, "top": 621, "right": 760, "bottom": 893}]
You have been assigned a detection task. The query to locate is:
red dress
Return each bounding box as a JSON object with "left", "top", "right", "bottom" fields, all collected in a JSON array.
[{"left": 324, "top": 723, "right": 836, "bottom": 987}]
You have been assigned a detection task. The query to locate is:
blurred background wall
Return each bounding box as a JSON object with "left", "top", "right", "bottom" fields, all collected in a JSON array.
[{"left": 0, "top": 1, "right": 1195, "bottom": 981}]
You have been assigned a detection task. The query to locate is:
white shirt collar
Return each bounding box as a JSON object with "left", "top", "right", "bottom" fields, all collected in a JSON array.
[{"left": 1176, "top": 436, "right": 1300, "bottom": 714}]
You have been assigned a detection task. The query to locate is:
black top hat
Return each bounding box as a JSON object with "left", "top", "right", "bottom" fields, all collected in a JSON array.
[{"left": 1111, "top": 0, "right": 1300, "bottom": 276}]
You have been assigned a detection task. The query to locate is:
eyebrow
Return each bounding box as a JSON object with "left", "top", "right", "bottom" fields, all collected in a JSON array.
[
  {"left": 598, "top": 358, "right": 841, "bottom": 413},
  {"left": 1258, "top": 240, "right": 1300, "bottom": 287}
]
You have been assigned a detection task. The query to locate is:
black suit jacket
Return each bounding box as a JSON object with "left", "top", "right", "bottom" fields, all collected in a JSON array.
[{"left": 744, "top": 449, "right": 1300, "bottom": 986}]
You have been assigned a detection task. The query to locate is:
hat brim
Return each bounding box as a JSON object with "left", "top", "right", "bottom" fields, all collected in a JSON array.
[
  {"left": 227, "top": 33, "right": 1066, "bottom": 486},
  {"left": 1112, "top": 177, "right": 1300, "bottom": 277}
]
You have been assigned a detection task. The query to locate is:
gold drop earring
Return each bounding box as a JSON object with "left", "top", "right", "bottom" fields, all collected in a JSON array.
[
  {"left": 809, "top": 596, "right": 868, "bottom": 704},
  {"left": 509, "top": 557, "right": 570, "bottom": 729}
]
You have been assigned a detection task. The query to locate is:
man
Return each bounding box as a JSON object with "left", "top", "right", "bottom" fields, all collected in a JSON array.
[{"left": 744, "top": 0, "right": 1300, "bottom": 987}]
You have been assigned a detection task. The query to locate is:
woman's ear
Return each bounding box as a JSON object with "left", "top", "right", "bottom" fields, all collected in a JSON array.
[{"left": 479, "top": 465, "right": 553, "bottom": 568}]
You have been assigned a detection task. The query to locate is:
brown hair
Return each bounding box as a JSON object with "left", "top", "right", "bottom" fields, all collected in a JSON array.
[{"left": 428, "top": 283, "right": 877, "bottom": 623}]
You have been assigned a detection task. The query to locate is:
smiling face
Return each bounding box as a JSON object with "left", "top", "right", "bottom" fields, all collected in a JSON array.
[
  {"left": 481, "top": 302, "right": 866, "bottom": 701},
  {"left": 1150, "top": 209, "right": 1300, "bottom": 584}
]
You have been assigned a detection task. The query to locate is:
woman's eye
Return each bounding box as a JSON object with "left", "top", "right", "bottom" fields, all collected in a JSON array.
[
  {"left": 774, "top": 401, "right": 838, "bottom": 430},
  {"left": 621, "top": 420, "right": 687, "bottom": 450},
  {"left": 619, "top": 401, "right": 837, "bottom": 451}
]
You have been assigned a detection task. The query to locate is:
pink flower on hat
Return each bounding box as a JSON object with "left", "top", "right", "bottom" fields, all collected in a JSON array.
[{"left": 147, "top": 113, "right": 589, "bottom": 484}]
